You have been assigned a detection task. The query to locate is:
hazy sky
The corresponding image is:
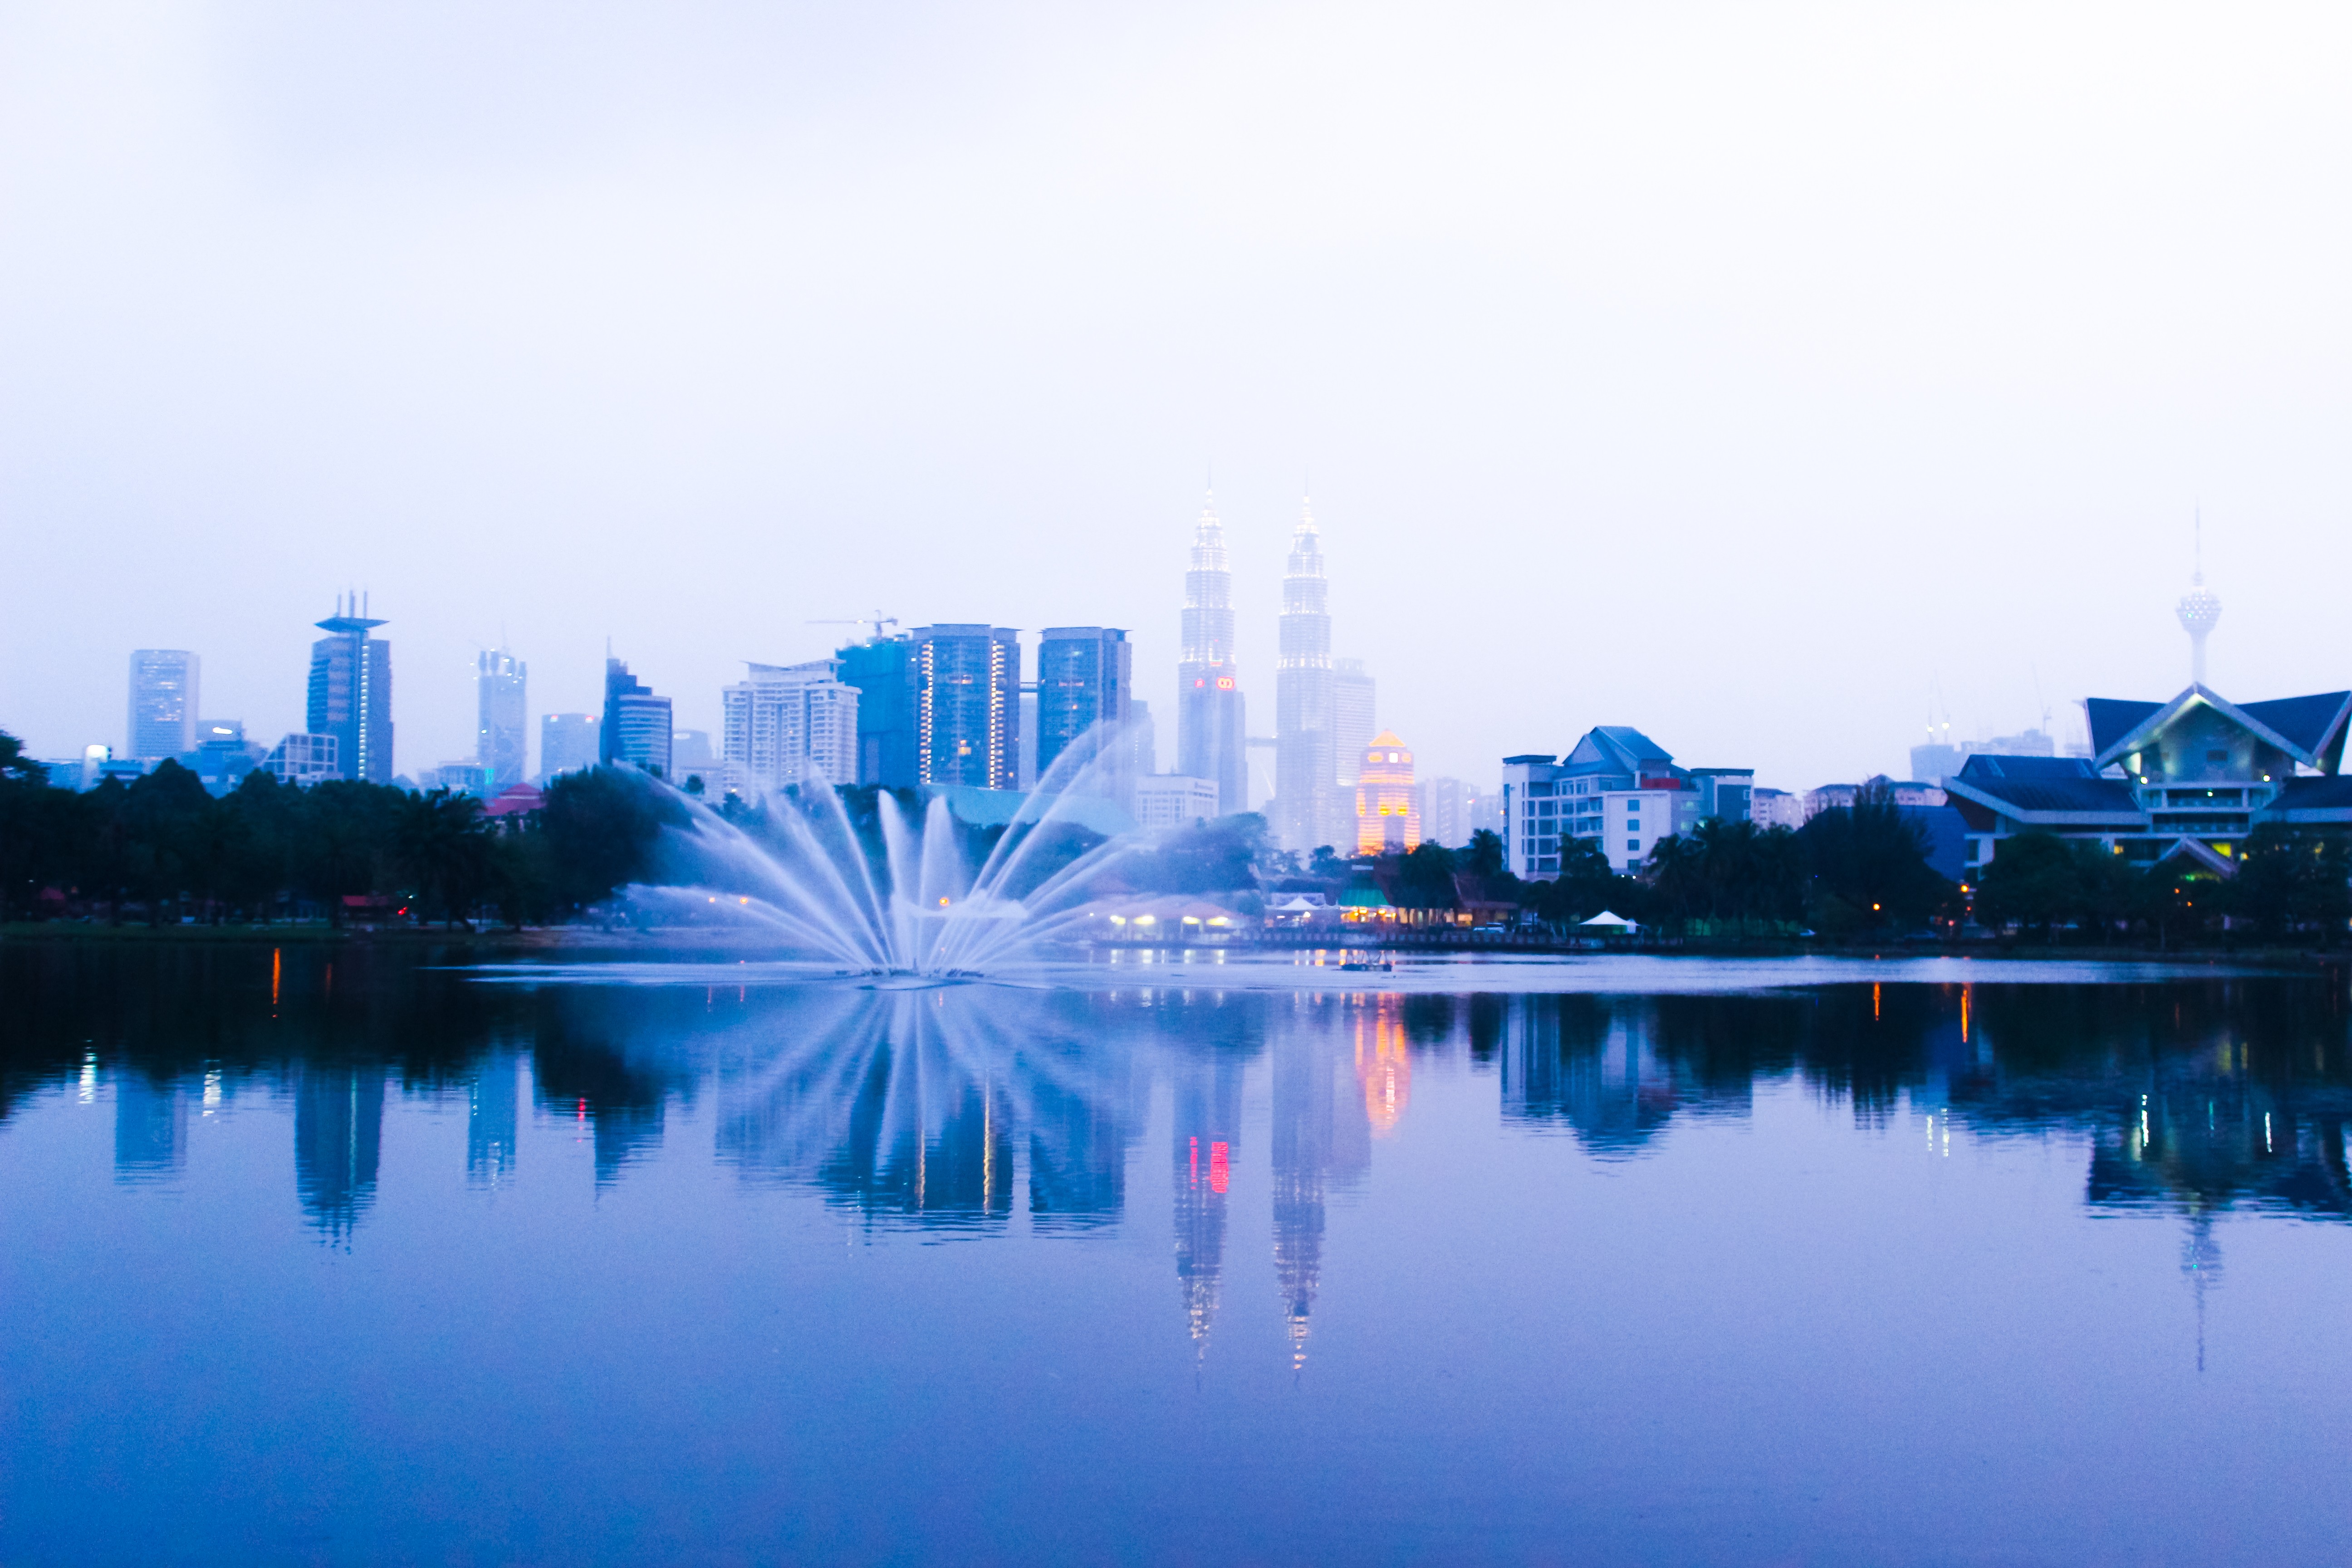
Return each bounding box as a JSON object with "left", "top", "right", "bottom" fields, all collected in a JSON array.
[{"left": 5, "top": 3, "right": 2351, "bottom": 790}]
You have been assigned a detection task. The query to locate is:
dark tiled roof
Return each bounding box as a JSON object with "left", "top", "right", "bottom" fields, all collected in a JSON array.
[
  {"left": 1592, "top": 725, "right": 1672, "bottom": 762},
  {"left": 2085, "top": 698, "right": 2164, "bottom": 755},
  {"left": 1953, "top": 764, "right": 2139, "bottom": 817},
  {"left": 2276, "top": 775, "right": 2352, "bottom": 810},
  {"left": 2238, "top": 693, "right": 2352, "bottom": 755},
  {"left": 1955, "top": 754, "right": 2100, "bottom": 782}
]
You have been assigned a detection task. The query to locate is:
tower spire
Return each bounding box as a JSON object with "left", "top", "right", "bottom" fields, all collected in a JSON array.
[{"left": 2176, "top": 510, "right": 2221, "bottom": 687}]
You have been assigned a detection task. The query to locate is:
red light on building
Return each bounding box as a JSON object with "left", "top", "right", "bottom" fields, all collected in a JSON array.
[
  {"left": 1216, "top": 677, "right": 1235, "bottom": 690},
  {"left": 1210, "top": 1141, "right": 1229, "bottom": 1193}
]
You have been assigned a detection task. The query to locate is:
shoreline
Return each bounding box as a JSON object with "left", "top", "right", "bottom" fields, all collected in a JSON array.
[{"left": 4, "top": 921, "right": 2343, "bottom": 970}]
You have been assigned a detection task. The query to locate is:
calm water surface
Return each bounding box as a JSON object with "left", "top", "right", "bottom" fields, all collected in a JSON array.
[{"left": 5, "top": 945, "right": 2351, "bottom": 1566}]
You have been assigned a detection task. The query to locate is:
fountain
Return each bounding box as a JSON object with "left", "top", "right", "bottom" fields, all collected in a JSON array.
[{"left": 622, "top": 720, "right": 1145, "bottom": 979}]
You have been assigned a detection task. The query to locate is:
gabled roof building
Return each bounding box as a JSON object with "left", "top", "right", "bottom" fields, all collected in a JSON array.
[
  {"left": 1943, "top": 684, "right": 2352, "bottom": 878},
  {"left": 1501, "top": 726, "right": 1752, "bottom": 878}
]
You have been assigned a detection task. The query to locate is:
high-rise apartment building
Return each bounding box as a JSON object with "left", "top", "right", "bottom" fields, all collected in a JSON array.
[
  {"left": 1036, "top": 627, "right": 1132, "bottom": 790},
  {"left": 838, "top": 634, "right": 919, "bottom": 788},
  {"left": 720, "top": 659, "right": 860, "bottom": 793},
  {"left": 308, "top": 597, "right": 393, "bottom": 784},
  {"left": 911, "top": 624, "right": 1020, "bottom": 789},
  {"left": 1274, "top": 501, "right": 1336, "bottom": 853},
  {"left": 475, "top": 648, "right": 528, "bottom": 791},
  {"left": 1332, "top": 659, "right": 1376, "bottom": 790},
  {"left": 601, "top": 657, "right": 673, "bottom": 777},
  {"left": 1423, "top": 777, "right": 1495, "bottom": 849},
  {"left": 539, "top": 713, "right": 600, "bottom": 780},
  {"left": 1355, "top": 731, "right": 1421, "bottom": 854},
  {"left": 1176, "top": 494, "right": 1247, "bottom": 814},
  {"left": 127, "top": 649, "right": 200, "bottom": 760}
]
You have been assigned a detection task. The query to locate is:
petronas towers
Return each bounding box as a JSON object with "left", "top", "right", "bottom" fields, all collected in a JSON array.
[
  {"left": 1274, "top": 502, "right": 1340, "bottom": 853},
  {"left": 1176, "top": 494, "right": 1248, "bottom": 813},
  {"left": 1174, "top": 490, "right": 1362, "bottom": 852}
]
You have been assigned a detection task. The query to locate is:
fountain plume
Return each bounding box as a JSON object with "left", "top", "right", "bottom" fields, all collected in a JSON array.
[{"left": 624, "top": 716, "right": 1150, "bottom": 978}]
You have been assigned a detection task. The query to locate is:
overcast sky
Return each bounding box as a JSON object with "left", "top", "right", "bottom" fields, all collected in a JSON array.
[{"left": 5, "top": 2, "right": 2350, "bottom": 790}]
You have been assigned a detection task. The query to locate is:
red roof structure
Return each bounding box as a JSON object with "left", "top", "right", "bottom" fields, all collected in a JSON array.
[{"left": 485, "top": 783, "right": 544, "bottom": 818}]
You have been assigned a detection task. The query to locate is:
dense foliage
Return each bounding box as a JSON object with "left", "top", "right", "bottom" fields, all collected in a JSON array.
[
  {"left": 7, "top": 722, "right": 2336, "bottom": 945},
  {"left": 0, "top": 731, "right": 684, "bottom": 927},
  {"left": 1973, "top": 824, "right": 2348, "bottom": 945}
]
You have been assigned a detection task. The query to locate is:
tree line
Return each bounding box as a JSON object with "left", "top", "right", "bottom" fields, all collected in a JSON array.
[
  {"left": 1347, "top": 788, "right": 1955, "bottom": 938},
  {"left": 0, "top": 732, "right": 678, "bottom": 927},
  {"left": 1969, "top": 825, "right": 2348, "bottom": 946},
  {"left": 10, "top": 724, "right": 2334, "bottom": 946}
]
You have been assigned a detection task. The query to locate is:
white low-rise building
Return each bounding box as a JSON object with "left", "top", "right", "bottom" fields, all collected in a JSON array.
[{"left": 1134, "top": 773, "right": 1221, "bottom": 831}]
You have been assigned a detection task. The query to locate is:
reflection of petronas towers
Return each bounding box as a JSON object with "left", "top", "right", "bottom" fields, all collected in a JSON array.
[
  {"left": 1171, "top": 1058, "right": 1239, "bottom": 1348},
  {"left": 1272, "top": 1016, "right": 1370, "bottom": 1368},
  {"left": 1173, "top": 1020, "right": 1370, "bottom": 1366}
]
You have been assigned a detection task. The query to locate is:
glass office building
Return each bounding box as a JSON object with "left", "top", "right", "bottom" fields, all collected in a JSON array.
[
  {"left": 127, "top": 649, "right": 200, "bottom": 761},
  {"left": 307, "top": 598, "right": 392, "bottom": 784}
]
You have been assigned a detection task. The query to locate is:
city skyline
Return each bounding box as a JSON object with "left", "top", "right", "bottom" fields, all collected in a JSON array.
[
  {"left": 8, "top": 10, "right": 2348, "bottom": 794},
  {"left": 40, "top": 540, "right": 2276, "bottom": 813}
]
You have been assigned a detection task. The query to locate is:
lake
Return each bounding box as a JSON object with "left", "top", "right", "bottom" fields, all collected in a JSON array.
[{"left": 4, "top": 943, "right": 2349, "bottom": 1565}]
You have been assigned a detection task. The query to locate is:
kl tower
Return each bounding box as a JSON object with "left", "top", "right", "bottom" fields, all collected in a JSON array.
[{"left": 2176, "top": 536, "right": 2221, "bottom": 687}]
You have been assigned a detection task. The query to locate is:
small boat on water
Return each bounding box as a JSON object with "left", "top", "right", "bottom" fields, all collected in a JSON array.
[{"left": 1338, "top": 956, "right": 1394, "bottom": 973}]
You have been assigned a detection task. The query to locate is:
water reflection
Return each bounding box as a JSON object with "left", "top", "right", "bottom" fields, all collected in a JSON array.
[
  {"left": 294, "top": 1062, "right": 383, "bottom": 1241},
  {"left": 1273, "top": 1003, "right": 1369, "bottom": 1368},
  {"left": 112, "top": 1073, "right": 184, "bottom": 1181},
  {"left": 10, "top": 947, "right": 2352, "bottom": 1294},
  {"left": 468, "top": 1057, "right": 519, "bottom": 1191}
]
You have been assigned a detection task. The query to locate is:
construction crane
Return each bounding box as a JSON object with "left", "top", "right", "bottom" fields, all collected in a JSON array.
[{"left": 807, "top": 612, "right": 900, "bottom": 642}]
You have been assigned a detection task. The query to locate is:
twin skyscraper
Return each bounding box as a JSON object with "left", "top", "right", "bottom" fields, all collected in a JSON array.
[{"left": 1177, "top": 492, "right": 1374, "bottom": 855}]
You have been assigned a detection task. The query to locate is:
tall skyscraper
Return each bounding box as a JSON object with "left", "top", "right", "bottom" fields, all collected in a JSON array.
[
  {"left": 1036, "top": 626, "right": 1132, "bottom": 791},
  {"left": 837, "top": 634, "right": 919, "bottom": 788},
  {"left": 1332, "top": 658, "right": 1376, "bottom": 790},
  {"left": 1274, "top": 500, "right": 1336, "bottom": 852},
  {"left": 127, "top": 649, "right": 199, "bottom": 760},
  {"left": 910, "top": 624, "right": 1021, "bottom": 789},
  {"left": 720, "top": 659, "right": 860, "bottom": 793},
  {"left": 538, "top": 713, "right": 600, "bottom": 780},
  {"left": 1176, "top": 493, "right": 1247, "bottom": 814},
  {"left": 475, "top": 648, "right": 528, "bottom": 791},
  {"left": 601, "top": 657, "right": 673, "bottom": 777},
  {"left": 308, "top": 596, "right": 393, "bottom": 784}
]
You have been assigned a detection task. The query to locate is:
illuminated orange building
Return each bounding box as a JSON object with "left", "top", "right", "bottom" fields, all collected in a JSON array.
[
  {"left": 1353, "top": 995, "right": 1411, "bottom": 1136},
  {"left": 1355, "top": 730, "right": 1421, "bottom": 854}
]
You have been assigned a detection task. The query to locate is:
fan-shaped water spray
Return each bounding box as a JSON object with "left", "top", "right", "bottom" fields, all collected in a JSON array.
[{"left": 624, "top": 720, "right": 1146, "bottom": 978}]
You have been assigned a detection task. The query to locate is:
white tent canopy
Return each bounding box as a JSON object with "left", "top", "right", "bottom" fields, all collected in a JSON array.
[{"left": 1580, "top": 910, "right": 1637, "bottom": 930}]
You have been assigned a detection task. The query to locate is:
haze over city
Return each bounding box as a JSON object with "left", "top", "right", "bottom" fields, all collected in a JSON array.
[{"left": 7, "top": 2, "right": 2352, "bottom": 789}]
